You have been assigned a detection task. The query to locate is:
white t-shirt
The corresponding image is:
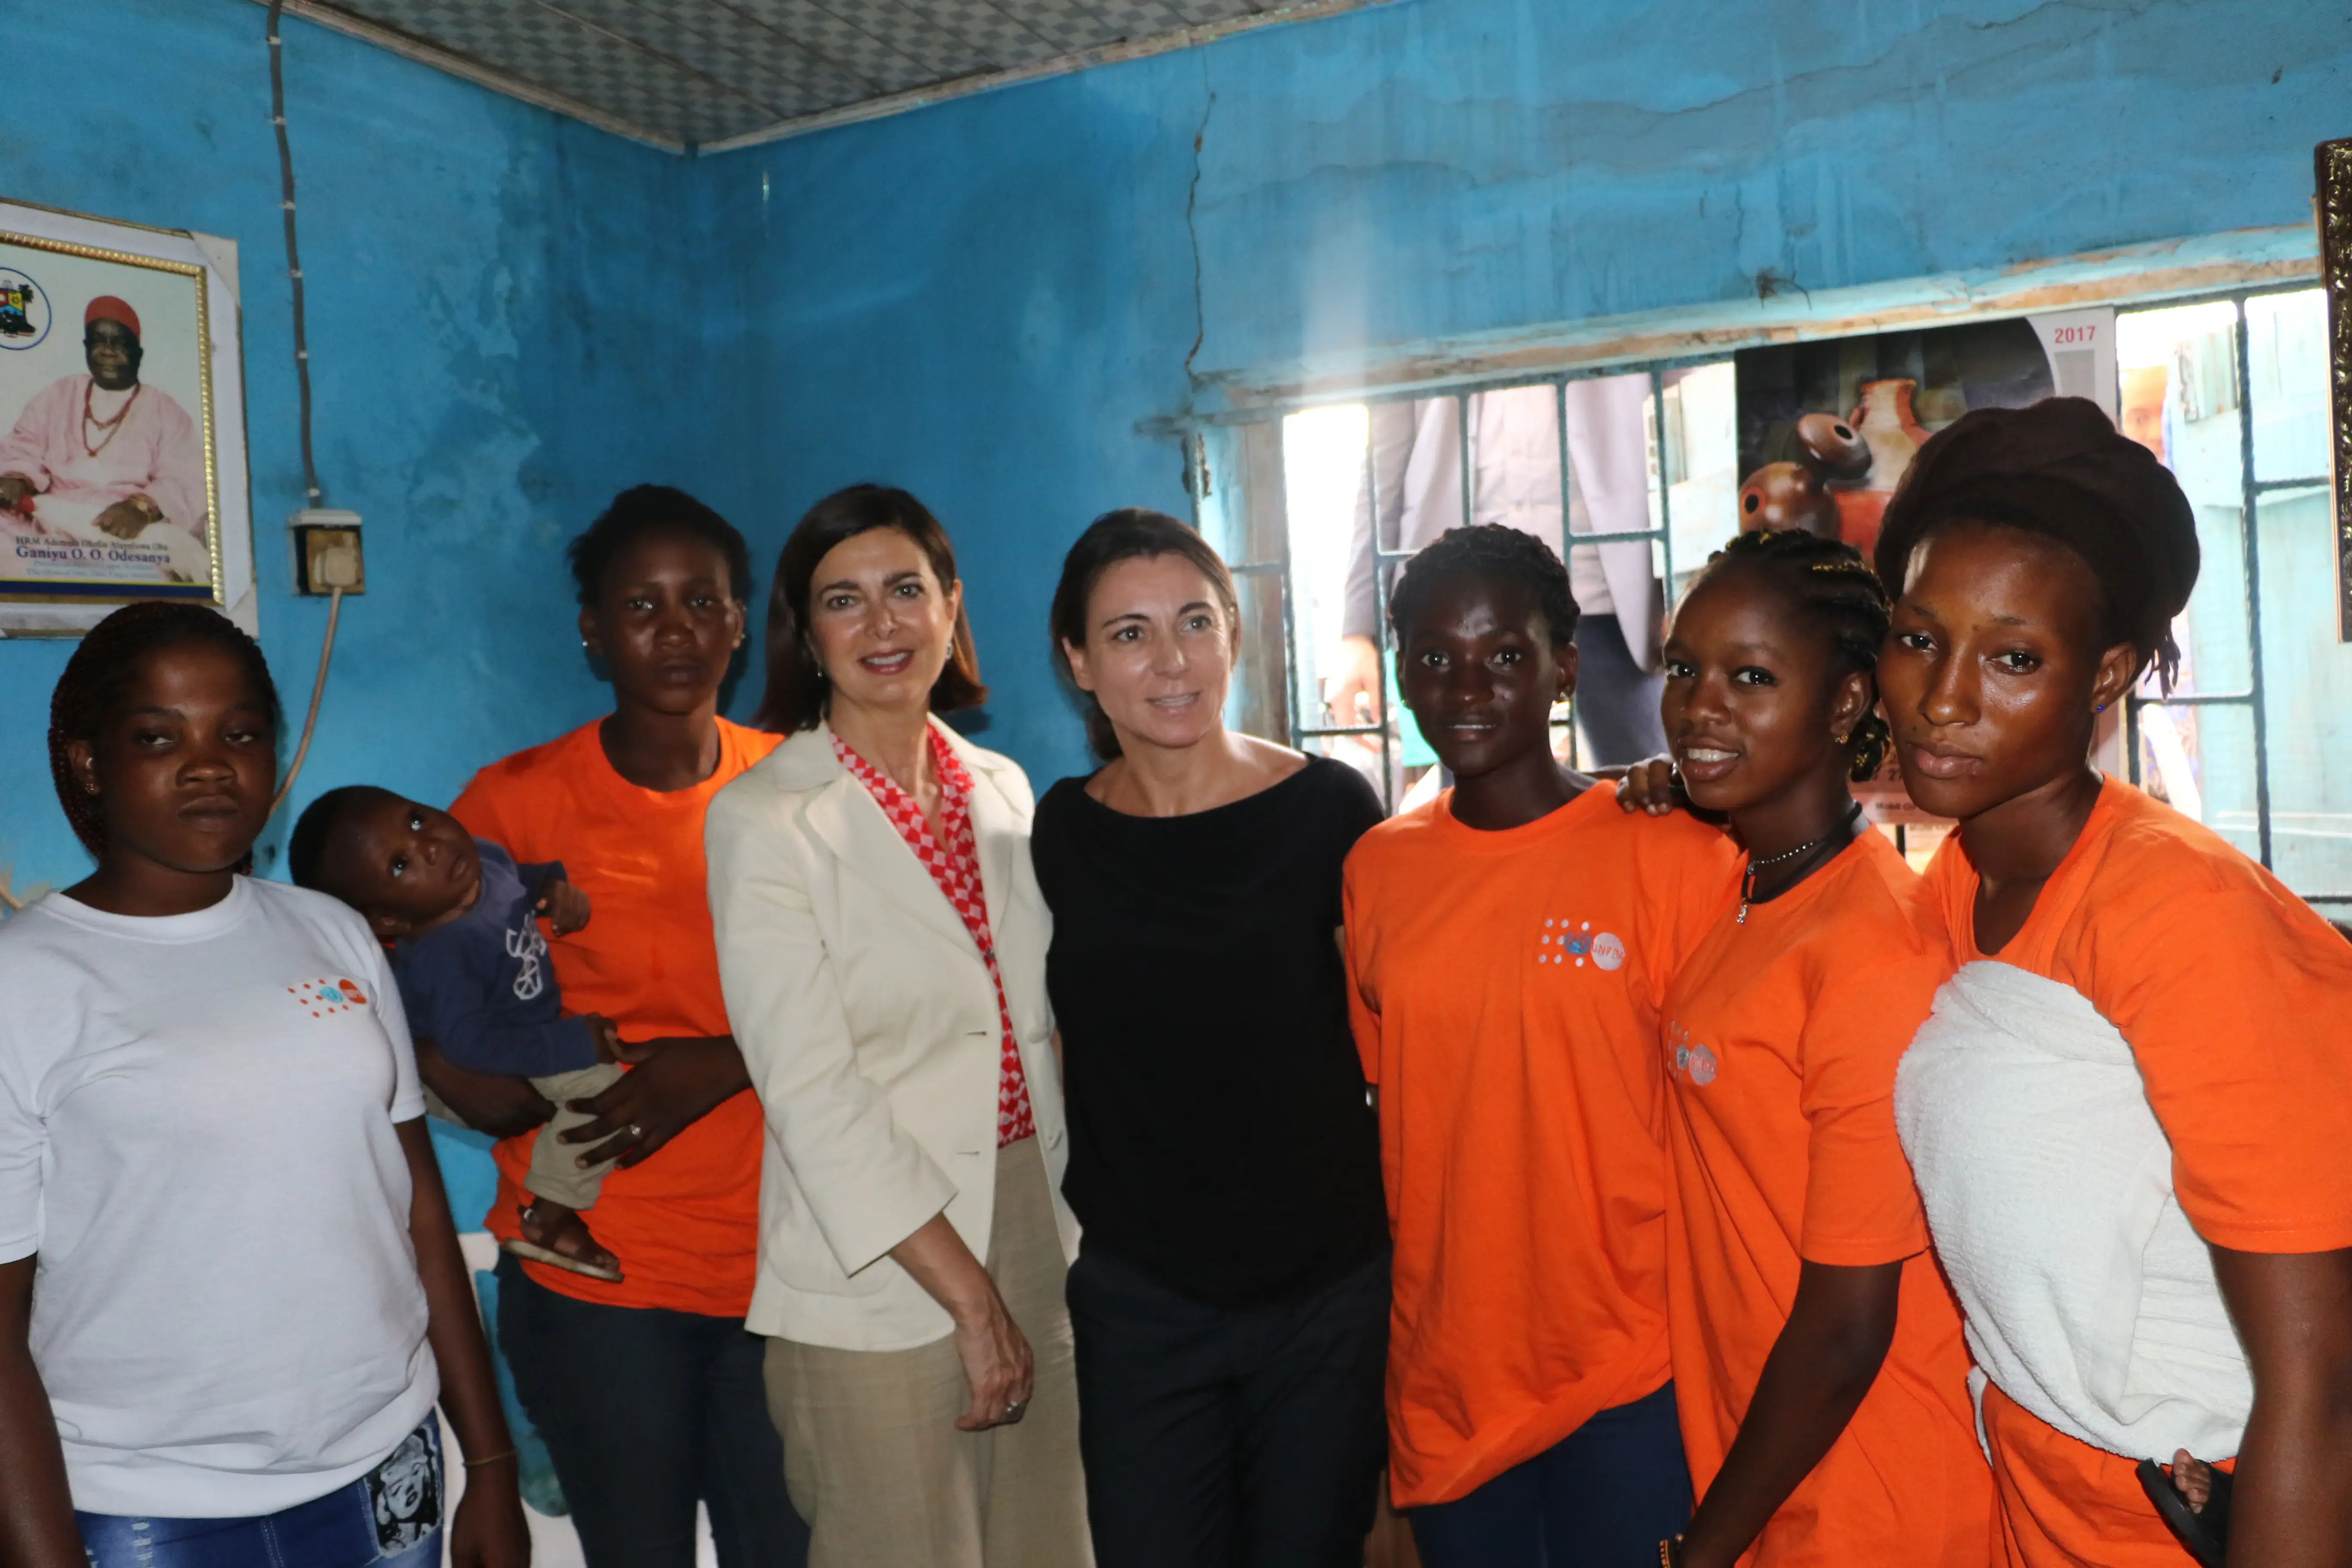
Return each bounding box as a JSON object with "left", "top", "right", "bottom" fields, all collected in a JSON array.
[{"left": 0, "top": 876, "right": 438, "bottom": 1518}]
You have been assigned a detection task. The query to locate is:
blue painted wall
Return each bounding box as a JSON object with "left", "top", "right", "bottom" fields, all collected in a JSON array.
[
  {"left": 0, "top": 0, "right": 700, "bottom": 905},
  {"left": 699, "top": 0, "right": 2352, "bottom": 789},
  {"left": 9, "top": 0, "right": 2351, "bottom": 864}
]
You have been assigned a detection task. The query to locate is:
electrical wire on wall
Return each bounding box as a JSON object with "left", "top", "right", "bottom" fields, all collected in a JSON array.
[{"left": 266, "top": 0, "right": 342, "bottom": 814}]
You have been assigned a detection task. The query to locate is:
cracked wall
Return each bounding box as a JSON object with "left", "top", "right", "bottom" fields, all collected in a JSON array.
[{"left": 703, "top": 0, "right": 2352, "bottom": 790}]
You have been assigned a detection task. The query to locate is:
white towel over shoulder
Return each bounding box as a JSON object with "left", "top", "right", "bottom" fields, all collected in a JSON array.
[{"left": 1894, "top": 959, "right": 2249, "bottom": 1461}]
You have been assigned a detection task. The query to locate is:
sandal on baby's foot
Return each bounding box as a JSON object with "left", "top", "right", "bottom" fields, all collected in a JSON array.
[
  {"left": 501, "top": 1200, "right": 623, "bottom": 1283},
  {"left": 2136, "top": 1455, "right": 2232, "bottom": 1568}
]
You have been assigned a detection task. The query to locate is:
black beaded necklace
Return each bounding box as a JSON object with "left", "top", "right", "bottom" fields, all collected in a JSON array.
[{"left": 1736, "top": 801, "right": 1864, "bottom": 924}]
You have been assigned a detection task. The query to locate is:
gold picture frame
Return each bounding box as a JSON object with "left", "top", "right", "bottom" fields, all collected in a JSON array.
[
  {"left": 2319, "top": 137, "right": 2352, "bottom": 641},
  {"left": 0, "top": 199, "right": 250, "bottom": 637}
]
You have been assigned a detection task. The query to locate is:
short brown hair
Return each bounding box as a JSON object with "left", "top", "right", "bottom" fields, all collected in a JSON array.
[
  {"left": 1048, "top": 508, "right": 1239, "bottom": 760},
  {"left": 754, "top": 484, "right": 988, "bottom": 734}
]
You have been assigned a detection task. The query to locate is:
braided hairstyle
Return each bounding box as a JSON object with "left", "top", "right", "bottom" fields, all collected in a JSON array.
[
  {"left": 48, "top": 601, "right": 282, "bottom": 858},
  {"left": 1694, "top": 528, "right": 1893, "bottom": 782},
  {"left": 1388, "top": 523, "right": 1580, "bottom": 648}
]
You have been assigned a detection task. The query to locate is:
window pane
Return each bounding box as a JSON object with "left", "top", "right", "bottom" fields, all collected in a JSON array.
[
  {"left": 1224, "top": 567, "right": 1292, "bottom": 748},
  {"left": 1661, "top": 362, "right": 1740, "bottom": 600},
  {"left": 1281, "top": 401, "right": 1371, "bottom": 732},
  {"left": 2117, "top": 301, "right": 2252, "bottom": 701},
  {"left": 2138, "top": 699, "right": 2261, "bottom": 862},
  {"left": 2256, "top": 484, "right": 2352, "bottom": 894},
  {"left": 2246, "top": 289, "right": 2331, "bottom": 484}
]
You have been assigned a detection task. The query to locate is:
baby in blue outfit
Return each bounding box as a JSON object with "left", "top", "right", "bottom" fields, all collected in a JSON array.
[{"left": 291, "top": 784, "right": 638, "bottom": 1281}]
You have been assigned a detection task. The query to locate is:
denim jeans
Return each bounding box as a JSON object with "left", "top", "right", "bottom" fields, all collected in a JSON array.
[
  {"left": 1409, "top": 1381, "right": 1692, "bottom": 1568},
  {"left": 494, "top": 1253, "right": 808, "bottom": 1568},
  {"left": 79, "top": 1419, "right": 442, "bottom": 1568}
]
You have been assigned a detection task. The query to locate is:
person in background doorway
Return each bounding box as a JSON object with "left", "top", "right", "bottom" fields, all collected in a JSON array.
[
  {"left": 1334, "top": 376, "right": 1667, "bottom": 767},
  {"left": 1035, "top": 508, "right": 1391, "bottom": 1568},
  {"left": 1878, "top": 400, "right": 2352, "bottom": 1568},
  {"left": 707, "top": 485, "right": 1090, "bottom": 1568},
  {"left": 418, "top": 486, "right": 807, "bottom": 1568},
  {"left": 1343, "top": 525, "right": 1736, "bottom": 1567},
  {"left": 0, "top": 602, "right": 527, "bottom": 1568},
  {"left": 0, "top": 297, "right": 207, "bottom": 566},
  {"left": 1651, "top": 528, "right": 1992, "bottom": 1568}
]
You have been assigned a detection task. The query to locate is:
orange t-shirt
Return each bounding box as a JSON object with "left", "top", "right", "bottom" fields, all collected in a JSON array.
[
  {"left": 452, "top": 717, "right": 781, "bottom": 1318},
  {"left": 1343, "top": 784, "right": 1737, "bottom": 1507},
  {"left": 1924, "top": 777, "right": 2352, "bottom": 1567},
  {"left": 1660, "top": 829, "right": 1993, "bottom": 1566}
]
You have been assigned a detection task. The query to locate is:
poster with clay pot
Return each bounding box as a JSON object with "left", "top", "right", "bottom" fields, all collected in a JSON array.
[{"left": 1732, "top": 310, "right": 2118, "bottom": 845}]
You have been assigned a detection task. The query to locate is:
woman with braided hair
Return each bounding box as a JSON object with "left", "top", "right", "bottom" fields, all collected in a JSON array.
[
  {"left": 0, "top": 602, "right": 527, "bottom": 1568},
  {"left": 1878, "top": 398, "right": 2352, "bottom": 1567},
  {"left": 1651, "top": 527, "right": 1992, "bottom": 1568}
]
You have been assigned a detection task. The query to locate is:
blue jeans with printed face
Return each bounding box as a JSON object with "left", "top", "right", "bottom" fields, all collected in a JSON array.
[{"left": 78, "top": 1419, "right": 442, "bottom": 1568}]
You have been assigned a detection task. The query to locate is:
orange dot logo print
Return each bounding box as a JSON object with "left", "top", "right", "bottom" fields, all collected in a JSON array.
[
  {"left": 1537, "top": 918, "right": 1626, "bottom": 970},
  {"left": 286, "top": 977, "right": 368, "bottom": 1017},
  {"left": 1667, "top": 1022, "right": 1720, "bottom": 1087}
]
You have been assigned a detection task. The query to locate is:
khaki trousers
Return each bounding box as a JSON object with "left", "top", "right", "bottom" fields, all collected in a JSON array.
[{"left": 764, "top": 1136, "right": 1092, "bottom": 1568}]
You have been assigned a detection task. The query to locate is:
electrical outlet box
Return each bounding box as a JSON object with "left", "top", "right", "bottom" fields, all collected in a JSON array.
[{"left": 289, "top": 508, "right": 364, "bottom": 596}]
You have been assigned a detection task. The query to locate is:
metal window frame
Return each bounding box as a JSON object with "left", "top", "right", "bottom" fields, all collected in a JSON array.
[
  {"left": 1191, "top": 278, "right": 2344, "bottom": 904},
  {"left": 2116, "top": 282, "right": 2344, "bottom": 901},
  {"left": 1255, "top": 367, "right": 1689, "bottom": 808}
]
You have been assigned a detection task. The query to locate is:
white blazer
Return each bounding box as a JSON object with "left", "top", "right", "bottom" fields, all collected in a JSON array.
[{"left": 706, "top": 719, "right": 1077, "bottom": 1352}]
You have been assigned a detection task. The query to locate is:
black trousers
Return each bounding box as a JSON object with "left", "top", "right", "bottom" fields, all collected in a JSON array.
[
  {"left": 1571, "top": 611, "right": 1668, "bottom": 768},
  {"left": 494, "top": 1255, "right": 809, "bottom": 1568},
  {"left": 1067, "top": 1245, "right": 1390, "bottom": 1568}
]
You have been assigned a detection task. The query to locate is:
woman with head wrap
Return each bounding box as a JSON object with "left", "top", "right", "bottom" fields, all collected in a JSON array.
[{"left": 1878, "top": 398, "right": 2352, "bottom": 1567}]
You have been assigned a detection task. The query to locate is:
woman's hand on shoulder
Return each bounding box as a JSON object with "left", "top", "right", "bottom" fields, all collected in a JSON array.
[
  {"left": 1609, "top": 754, "right": 1682, "bottom": 816},
  {"left": 447, "top": 1465, "right": 531, "bottom": 1568},
  {"left": 560, "top": 1035, "right": 752, "bottom": 1168}
]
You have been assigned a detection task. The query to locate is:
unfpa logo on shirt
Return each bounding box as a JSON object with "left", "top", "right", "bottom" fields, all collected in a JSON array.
[
  {"left": 289, "top": 976, "right": 369, "bottom": 1017},
  {"left": 1667, "top": 1022, "right": 1719, "bottom": 1087},
  {"left": 1537, "top": 918, "right": 1625, "bottom": 971}
]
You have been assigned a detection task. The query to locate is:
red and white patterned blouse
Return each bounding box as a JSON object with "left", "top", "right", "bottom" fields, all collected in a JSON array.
[{"left": 833, "top": 727, "right": 1036, "bottom": 1147}]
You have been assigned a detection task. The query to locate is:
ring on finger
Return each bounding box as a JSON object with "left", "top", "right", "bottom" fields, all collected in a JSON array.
[
  {"left": 1003, "top": 1399, "right": 1026, "bottom": 1421},
  {"left": 626, "top": 1122, "right": 645, "bottom": 1140}
]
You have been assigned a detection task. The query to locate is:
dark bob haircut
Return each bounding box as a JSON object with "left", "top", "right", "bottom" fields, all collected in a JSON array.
[
  {"left": 755, "top": 484, "right": 987, "bottom": 734},
  {"left": 1048, "top": 508, "right": 1240, "bottom": 760},
  {"left": 567, "top": 484, "right": 753, "bottom": 610}
]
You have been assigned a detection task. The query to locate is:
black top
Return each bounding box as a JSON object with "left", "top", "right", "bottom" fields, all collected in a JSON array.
[{"left": 1032, "top": 755, "right": 1389, "bottom": 1309}]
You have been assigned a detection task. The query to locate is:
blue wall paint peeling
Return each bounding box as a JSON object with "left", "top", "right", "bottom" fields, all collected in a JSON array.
[
  {"left": 6, "top": 0, "right": 2352, "bottom": 866},
  {"left": 700, "top": 0, "right": 2352, "bottom": 787},
  {"left": 0, "top": 0, "right": 698, "bottom": 900}
]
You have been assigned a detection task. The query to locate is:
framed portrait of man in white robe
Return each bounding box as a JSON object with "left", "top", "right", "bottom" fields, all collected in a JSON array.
[{"left": 0, "top": 199, "right": 253, "bottom": 636}]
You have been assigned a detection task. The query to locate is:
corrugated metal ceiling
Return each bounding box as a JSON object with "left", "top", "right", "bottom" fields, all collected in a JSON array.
[{"left": 257, "top": 0, "right": 1377, "bottom": 151}]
